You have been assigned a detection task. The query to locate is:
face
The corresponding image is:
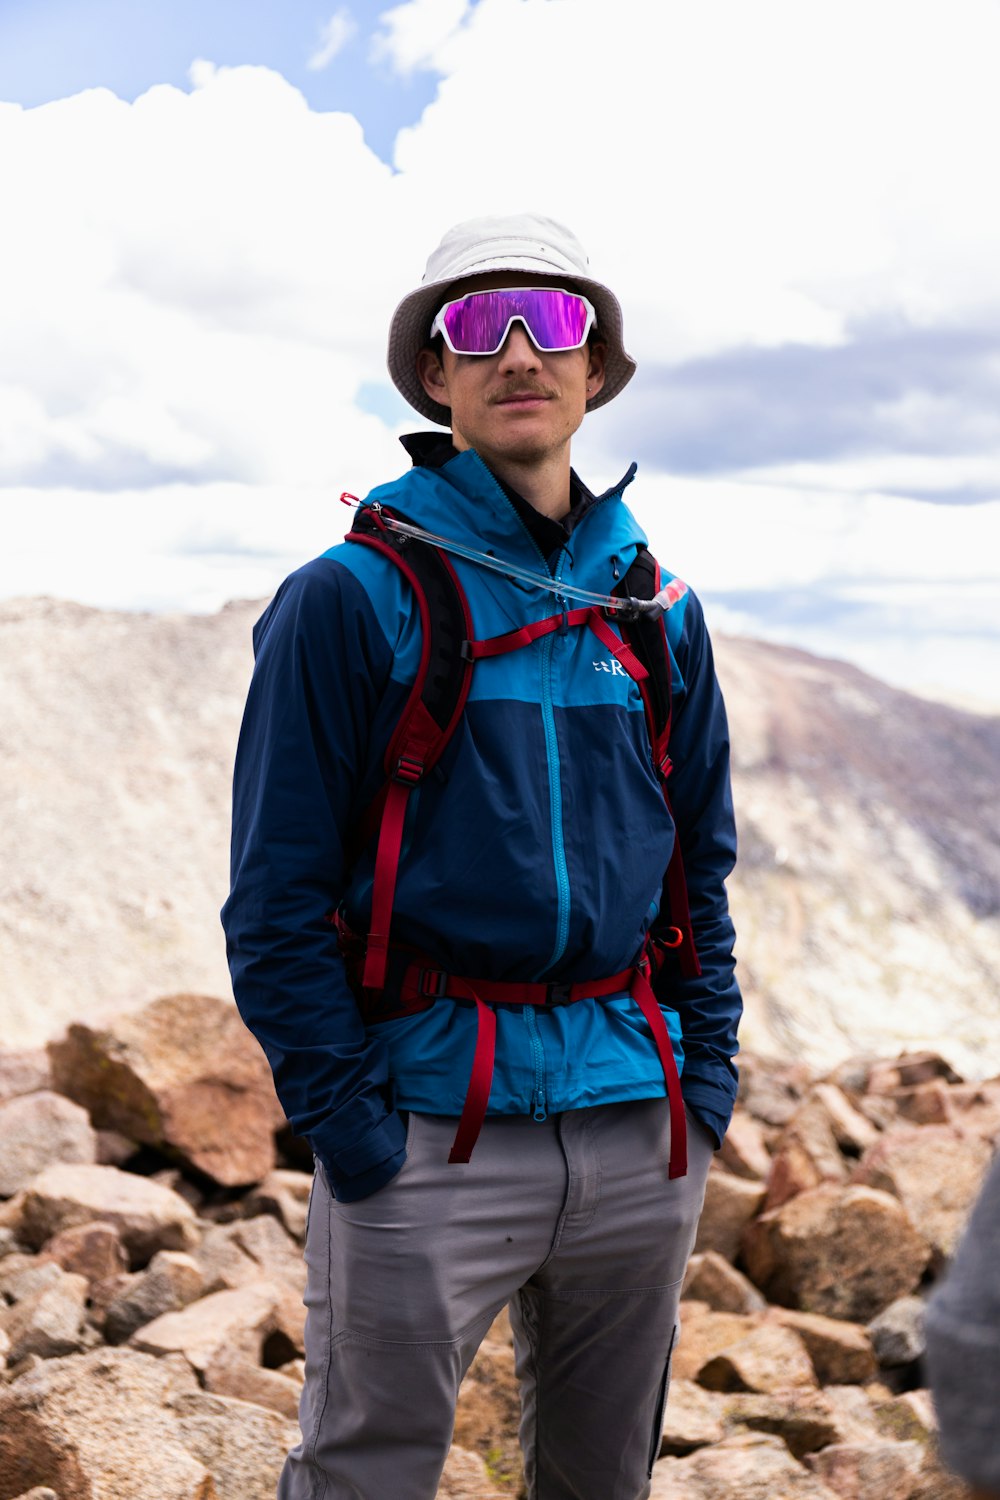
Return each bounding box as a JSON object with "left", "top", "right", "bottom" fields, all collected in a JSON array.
[{"left": 415, "top": 272, "right": 606, "bottom": 471}]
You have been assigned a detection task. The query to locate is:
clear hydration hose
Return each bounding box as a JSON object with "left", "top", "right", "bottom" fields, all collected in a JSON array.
[{"left": 362, "top": 504, "right": 687, "bottom": 620}]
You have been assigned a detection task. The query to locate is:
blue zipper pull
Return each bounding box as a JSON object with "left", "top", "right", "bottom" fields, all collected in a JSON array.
[{"left": 533, "top": 1089, "right": 548, "bottom": 1122}]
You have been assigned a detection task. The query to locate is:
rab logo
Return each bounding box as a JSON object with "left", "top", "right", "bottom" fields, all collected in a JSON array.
[{"left": 593, "top": 659, "right": 629, "bottom": 678}]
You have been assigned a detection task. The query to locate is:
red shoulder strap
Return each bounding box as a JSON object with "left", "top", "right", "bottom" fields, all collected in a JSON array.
[{"left": 347, "top": 508, "right": 475, "bottom": 991}]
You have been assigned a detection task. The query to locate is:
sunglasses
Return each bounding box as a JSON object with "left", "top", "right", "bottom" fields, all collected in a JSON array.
[{"left": 429, "top": 286, "right": 597, "bottom": 356}]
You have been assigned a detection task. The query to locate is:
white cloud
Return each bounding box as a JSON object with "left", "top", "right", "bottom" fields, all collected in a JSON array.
[
  {"left": 1, "top": 3, "right": 1000, "bottom": 706},
  {"left": 371, "top": 0, "right": 471, "bottom": 76},
  {"left": 307, "top": 8, "right": 358, "bottom": 72}
]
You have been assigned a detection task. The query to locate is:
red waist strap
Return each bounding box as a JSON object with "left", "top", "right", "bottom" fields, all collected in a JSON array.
[{"left": 362, "top": 952, "right": 687, "bottom": 1180}]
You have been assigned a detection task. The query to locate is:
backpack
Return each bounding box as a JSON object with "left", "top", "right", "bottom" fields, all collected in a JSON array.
[{"left": 336, "top": 499, "right": 700, "bottom": 1178}]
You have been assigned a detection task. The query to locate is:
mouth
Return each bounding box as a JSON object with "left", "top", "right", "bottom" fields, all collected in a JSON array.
[{"left": 492, "top": 389, "right": 555, "bottom": 409}]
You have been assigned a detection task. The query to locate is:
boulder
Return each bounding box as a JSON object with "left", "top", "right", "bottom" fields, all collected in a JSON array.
[
  {"left": 867, "top": 1295, "right": 926, "bottom": 1368},
  {"left": 720, "top": 1388, "right": 867, "bottom": 1459},
  {"left": 0, "top": 1092, "right": 97, "bottom": 1197},
  {"left": 650, "top": 1431, "right": 841, "bottom": 1499},
  {"left": 0, "top": 1049, "right": 51, "bottom": 1104},
  {"left": 194, "top": 1215, "right": 305, "bottom": 1298},
  {"left": 132, "top": 1280, "right": 305, "bottom": 1372},
  {"left": 0, "top": 1257, "right": 65, "bottom": 1303},
  {"left": 9, "top": 1489, "right": 60, "bottom": 1500},
  {"left": 435, "top": 1444, "right": 508, "bottom": 1500},
  {"left": 202, "top": 1345, "right": 303, "bottom": 1420},
  {"left": 453, "top": 1335, "right": 522, "bottom": 1491},
  {"left": 694, "top": 1170, "right": 766, "bottom": 1262},
  {"left": 736, "top": 1054, "right": 812, "bottom": 1127},
  {"left": 38, "top": 1220, "right": 129, "bottom": 1284},
  {"left": 243, "top": 1169, "right": 314, "bottom": 1243},
  {"left": 48, "top": 994, "right": 284, "bottom": 1188},
  {"left": 169, "top": 1385, "right": 299, "bottom": 1498},
  {"left": 14, "top": 1163, "right": 200, "bottom": 1264},
  {"left": 682, "top": 1252, "right": 767, "bottom": 1315},
  {"left": 806, "top": 1440, "right": 923, "bottom": 1499},
  {"left": 741, "top": 1184, "right": 930, "bottom": 1322},
  {"left": 718, "top": 1113, "right": 772, "bottom": 1181},
  {"left": 851, "top": 1125, "right": 992, "bottom": 1266},
  {"left": 104, "top": 1250, "right": 205, "bottom": 1343},
  {"left": 0, "top": 1269, "right": 89, "bottom": 1362},
  {"left": 0, "top": 1348, "right": 213, "bottom": 1499},
  {"left": 866, "top": 1054, "right": 962, "bottom": 1093},
  {"left": 697, "top": 1322, "right": 818, "bottom": 1395},
  {"left": 660, "top": 1380, "right": 726, "bottom": 1455},
  {"left": 768, "top": 1308, "right": 878, "bottom": 1385},
  {"left": 763, "top": 1144, "right": 827, "bottom": 1212},
  {"left": 672, "top": 1304, "right": 765, "bottom": 1382},
  {"left": 872, "top": 1389, "right": 936, "bottom": 1444}
]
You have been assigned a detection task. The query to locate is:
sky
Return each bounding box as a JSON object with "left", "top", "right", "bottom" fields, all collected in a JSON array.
[{"left": 2, "top": 0, "right": 999, "bottom": 709}]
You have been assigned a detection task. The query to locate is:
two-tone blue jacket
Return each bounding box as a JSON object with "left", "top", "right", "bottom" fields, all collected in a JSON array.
[{"left": 222, "top": 439, "right": 741, "bottom": 1201}]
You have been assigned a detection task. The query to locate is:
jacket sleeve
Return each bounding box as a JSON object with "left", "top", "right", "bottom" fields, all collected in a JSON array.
[
  {"left": 653, "top": 588, "right": 741, "bottom": 1144},
  {"left": 221, "top": 556, "right": 407, "bottom": 1202}
]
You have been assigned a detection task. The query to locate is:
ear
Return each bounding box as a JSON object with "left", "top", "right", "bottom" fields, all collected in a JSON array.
[
  {"left": 585, "top": 340, "right": 607, "bottom": 402},
  {"left": 416, "top": 347, "right": 451, "bottom": 410}
]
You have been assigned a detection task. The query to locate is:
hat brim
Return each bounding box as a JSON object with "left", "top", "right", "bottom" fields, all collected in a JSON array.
[{"left": 386, "top": 262, "right": 636, "bottom": 426}]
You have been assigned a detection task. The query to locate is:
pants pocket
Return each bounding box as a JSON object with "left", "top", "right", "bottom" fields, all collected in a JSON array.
[{"left": 647, "top": 1324, "right": 677, "bottom": 1478}]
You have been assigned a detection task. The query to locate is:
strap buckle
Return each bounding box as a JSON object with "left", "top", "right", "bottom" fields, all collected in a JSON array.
[
  {"left": 419, "top": 968, "right": 449, "bottom": 999},
  {"left": 545, "top": 981, "right": 573, "bottom": 1007},
  {"left": 392, "top": 754, "right": 425, "bottom": 785}
]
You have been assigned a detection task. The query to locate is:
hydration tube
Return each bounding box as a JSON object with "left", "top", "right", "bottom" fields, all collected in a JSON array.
[{"left": 342, "top": 496, "right": 687, "bottom": 619}]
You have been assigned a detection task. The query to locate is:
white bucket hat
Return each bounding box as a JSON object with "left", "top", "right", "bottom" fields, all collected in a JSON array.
[{"left": 386, "top": 212, "right": 637, "bottom": 426}]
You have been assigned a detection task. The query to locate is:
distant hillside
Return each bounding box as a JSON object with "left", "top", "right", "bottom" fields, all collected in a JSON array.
[{"left": 2, "top": 596, "right": 998, "bottom": 1076}]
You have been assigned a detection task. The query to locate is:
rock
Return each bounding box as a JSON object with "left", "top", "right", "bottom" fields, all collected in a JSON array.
[
  {"left": 38, "top": 1220, "right": 129, "bottom": 1284},
  {"left": 244, "top": 1169, "right": 314, "bottom": 1243},
  {"left": 651, "top": 1431, "right": 841, "bottom": 1498},
  {"left": 851, "top": 1125, "right": 992, "bottom": 1267},
  {"left": 194, "top": 1215, "right": 305, "bottom": 1298},
  {"left": 0, "top": 1270, "right": 88, "bottom": 1362},
  {"left": 202, "top": 1345, "right": 303, "bottom": 1419},
  {"left": 873, "top": 1390, "right": 937, "bottom": 1444},
  {"left": 720, "top": 1389, "right": 859, "bottom": 1459},
  {"left": 0, "top": 1226, "right": 24, "bottom": 1259},
  {"left": 806, "top": 1440, "right": 923, "bottom": 1499},
  {"left": 893, "top": 1079, "right": 954, "bottom": 1125},
  {"left": 453, "top": 1335, "right": 522, "bottom": 1491},
  {"left": 9, "top": 1489, "right": 60, "bottom": 1500},
  {"left": 737, "top": 1054, "right": 812, "bottom": 1128},
  {"left": 768, "top": 1308, "right": 878, "bottom": 1385},
  {"left": 48, "top": 993, "right": 284, "bottom": 1188},
  {"left": 683, "top": 1252, "right": 768, "bottom": 1314},
  {"left": 95, "top": 1127, "right": 141, "bottom": 1166},
  {"left": 104, "top": 1250, "right": 205, "bottom": 1343},
  {"left": 741, "top": 1184, "right": 931, "bottom": 1322},
  {"left": 719, "top": 1113, "right": 772, "bottom": 1181},
  {"left": 660, "top": 1380, "right": 726, "bottom": 1455},
  {"left": 774, "top": 1092, "right": 852, "bottom": 1187},
  {"left": 672, "top": 1304, "right": 765, "bottom": 1382},
  {"left": 763, "top": 1143, "right": 827, "bottom": 1211},
  {"left": 132, "top": 1280, "right": 305, "bottom": 1371},
  {"left": 867, "top": 1295, "right": 926, "bottom": 1367},
  {"left": 908, "top": 1444, "right": 970, "bottom": 1500},
  {"left": 435, "top": 1444, "right": 508, "bottom": 1500},
  {"left": 0, "top": 1092, "right": 98, "bottom": 1197},
  {"left": 812, "top": 1083, "right": 881, "bottom": 1155},
  {"left": 0, "top": 1257, "right": 66, "bottom": 1303},
  {"left": 15, "top": 1163, "right": 200, "bottom": 1264},
  {"left": 0, "top": 1049, "right": 51, "bottom": 1104},
  {"left": 866, "top": 1054, "right": 962, "bottom": 1092},
  {"left": 698, "top": 1322, "right": 818, "bottom": 1394},
  {"left": 694, "top": 1169, "right": 767, "bottom": 1262},
  {"left": 156, "top": 1384, "right": 298, "bottom": 1500}
]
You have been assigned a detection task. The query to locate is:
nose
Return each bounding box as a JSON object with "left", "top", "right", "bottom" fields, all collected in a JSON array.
[{"left": 497, "top": 320, "right": 541, "bottom": 374}]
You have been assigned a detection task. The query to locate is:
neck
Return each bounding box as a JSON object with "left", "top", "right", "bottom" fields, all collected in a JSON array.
[{"left": 455, "top": 437, "right": 572, "bottom": 519}]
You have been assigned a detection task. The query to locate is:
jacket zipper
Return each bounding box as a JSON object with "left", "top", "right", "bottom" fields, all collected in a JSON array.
[
  {"left": 524, "top": 1006, "right": 548, "bottom": 1120},
  {"left": 540, "top": 551, "right": 571, "bottom": 972}
]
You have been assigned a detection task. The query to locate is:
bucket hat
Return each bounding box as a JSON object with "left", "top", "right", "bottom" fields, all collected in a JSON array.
[{"left": 387, "top": 212, "right": 637, "bottom": 426}]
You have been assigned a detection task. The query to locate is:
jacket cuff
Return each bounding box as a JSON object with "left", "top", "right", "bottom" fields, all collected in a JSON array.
[
  {"left": 310, "top": 1110, "right": 408, "bottom": 1202},
  {"left": 680, "top": 1071, "right": 736, "bottom": 1144}
]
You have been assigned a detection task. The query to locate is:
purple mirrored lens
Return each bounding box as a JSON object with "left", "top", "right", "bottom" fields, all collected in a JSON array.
[{"left": 442, "top": 288, "right": 590, "bottom": 354}]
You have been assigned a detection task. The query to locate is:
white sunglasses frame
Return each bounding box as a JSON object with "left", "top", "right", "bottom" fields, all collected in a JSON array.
[{"left": 428, "top": 287, "right": 597, "bottom": 356}]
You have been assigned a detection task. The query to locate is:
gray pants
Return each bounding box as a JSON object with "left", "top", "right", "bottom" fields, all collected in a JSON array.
[{"left": 280, "top": 1099, "right": 713, "bottom": 1500}]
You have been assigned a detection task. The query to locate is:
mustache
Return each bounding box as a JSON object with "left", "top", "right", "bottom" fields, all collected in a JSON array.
[{"left": 488, "top": 382, "right": 559, "bottom": 405}]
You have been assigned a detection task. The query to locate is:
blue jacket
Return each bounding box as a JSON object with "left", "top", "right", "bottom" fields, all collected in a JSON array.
[{"left": 222, "top": 442, "right": 741, "bottom": 1200}]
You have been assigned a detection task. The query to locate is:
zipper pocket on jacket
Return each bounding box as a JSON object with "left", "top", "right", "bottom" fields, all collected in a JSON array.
[{"left": 523, "top": 1007, "right": 548, "bottom": 1120}]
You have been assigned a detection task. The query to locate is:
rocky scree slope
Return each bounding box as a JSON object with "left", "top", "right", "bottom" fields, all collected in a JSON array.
[{"left": 2, "top": 998, "right": 997, "bottom": 1499}]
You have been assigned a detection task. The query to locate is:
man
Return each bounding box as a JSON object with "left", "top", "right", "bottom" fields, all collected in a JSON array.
[{"left": 223, "top": 213, "right": 741, "bottom": 1500}]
